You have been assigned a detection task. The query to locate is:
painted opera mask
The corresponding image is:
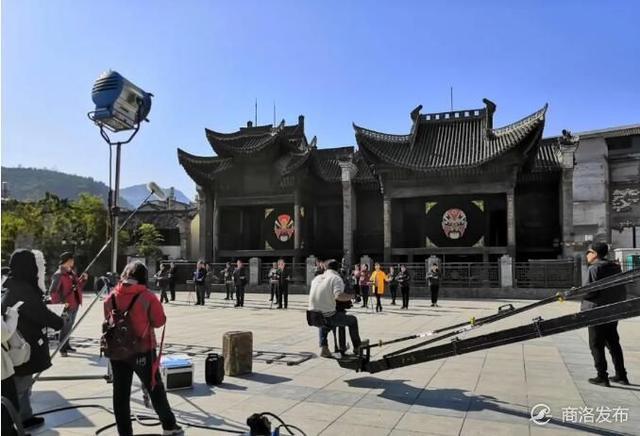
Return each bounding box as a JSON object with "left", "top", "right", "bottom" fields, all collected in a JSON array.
[
  {"left": 442, "top": 208, "right": 467, "bottom": 240},
  {"left": 274, "top": 214, "right": 295, "bottom": 242}
]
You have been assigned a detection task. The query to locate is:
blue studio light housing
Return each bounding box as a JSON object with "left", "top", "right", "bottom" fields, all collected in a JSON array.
[{"left": 90, "top": 70, "right": 152, "bottom": 132}]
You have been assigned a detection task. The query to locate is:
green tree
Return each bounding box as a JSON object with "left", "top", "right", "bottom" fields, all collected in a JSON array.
[
  {"left": 1, "top": 193, "right": 112, "bottom": 275},
  {"left": 135, "top": 223, "right": 164, "bottom": 260}
]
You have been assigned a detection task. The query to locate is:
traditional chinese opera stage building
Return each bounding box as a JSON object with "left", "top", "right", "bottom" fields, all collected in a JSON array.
[{"left": 178, "top": 99, "right": 587, "bottom": 267}]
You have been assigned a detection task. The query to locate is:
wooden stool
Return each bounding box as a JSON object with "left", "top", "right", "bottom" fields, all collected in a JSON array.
[{"left": 223, "top": 331, "right": 253, "bottom": 376}]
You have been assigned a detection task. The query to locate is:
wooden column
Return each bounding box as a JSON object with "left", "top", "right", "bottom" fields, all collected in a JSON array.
[
  {"left": 197, "top": 185, "right": 213, "bottom": 261},
  {"left": 212, "top": 197, "right": 220, "bottom": 262},
  {"left": 558, "top": 132, "right": 579, "bottom": 258},
  {"left": 339, "top": 161, "right": 357, "bottom": 267},
  {"left": 294, "top": 190, "right": 301, "bottom": 251},
  {"left": 383, "top": 197, "right": 392, "bottom": 262},
  {"left": 506, "top": 190, "right": 516, "bottom": 257}
]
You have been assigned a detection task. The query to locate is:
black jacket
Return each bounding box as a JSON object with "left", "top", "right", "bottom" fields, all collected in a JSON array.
[
  {"left": 396, "top": 270, "right": 411, "bottom": 287},
  {"left": 223, "top": 266, "right": 235, "bottom": 282},
  {"left": 427, "top": 270, "right": 440, "bottom": 287},
  {"left": 581, "top": 260, "right": 626, "bottom": 311},
  {"left": 233, "top": 266, "right": 247, "bottom": 287},
  {"left": 168, "top": 266, "right": 177, "bottom": 286},
  {"left": 278, "top": 265, "right": 290, "bottom": 289},
  {"left": 194, "top": 267, "right": 207, "bottom": 285},
  {"left": 2, "top": 277, "right": 64, "bottom": 376}
]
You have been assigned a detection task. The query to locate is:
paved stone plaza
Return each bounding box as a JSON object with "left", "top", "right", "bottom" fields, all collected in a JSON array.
[{"left": 30, "top": 292, "right": 640, "bottom": 435}]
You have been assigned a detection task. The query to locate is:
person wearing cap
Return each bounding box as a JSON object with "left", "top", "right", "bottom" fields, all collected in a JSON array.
[
  {"left": 49, "top": 252, "right": 87, "bottom": 357},
  {"left": 105, "top": 261, "right": 182, "bottom": 435},
  {"left": 583, "top": 241, "right": 629, "bottom": 386},
  {"left": 2, "top": 249, "right": 64, "bottom": 430}
]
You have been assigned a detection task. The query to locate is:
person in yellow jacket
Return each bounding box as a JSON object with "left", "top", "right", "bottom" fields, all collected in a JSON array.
[{"left": 370, "top": 263, "right": 389, "bottom": 312}]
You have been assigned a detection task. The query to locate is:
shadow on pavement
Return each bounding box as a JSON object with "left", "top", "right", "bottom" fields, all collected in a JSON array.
[{"left": 347, "top": 377, "right": 629, "bottom": 436}]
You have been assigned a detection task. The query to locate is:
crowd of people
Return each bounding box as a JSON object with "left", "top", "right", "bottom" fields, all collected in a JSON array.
[
  {"left": 173, "top": 258, "right": 443, "bottom": 312},
  {"left": 182, "top": 258, "right": 291, "bottom": 309},
  {"left": 1, "top": 251, "right": 183, "bottom": 435},
  {"left": 0, "top": 241, "right": 631, "bottom": 434}
]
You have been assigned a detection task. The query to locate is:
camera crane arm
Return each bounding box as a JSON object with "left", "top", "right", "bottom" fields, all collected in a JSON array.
[{"left": 338, "top": 271, "right": 640, "bottom": 374}]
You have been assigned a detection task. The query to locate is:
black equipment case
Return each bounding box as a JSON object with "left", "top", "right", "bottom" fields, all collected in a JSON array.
[{"left": 205, "top": 353, "right": 225, "bottom": 385}]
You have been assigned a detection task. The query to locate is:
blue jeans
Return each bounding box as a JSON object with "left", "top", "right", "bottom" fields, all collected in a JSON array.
[{"left": 319, "top": 312, "right": 361, "bottom": 350}]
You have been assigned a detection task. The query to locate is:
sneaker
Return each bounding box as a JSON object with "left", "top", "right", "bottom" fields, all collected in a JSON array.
[
  {"left": 609, "top": 375, "right": 630, "bottom": 385},
  {"left": 23, "top": 416, "right": 45, "bottom": 429},
  {"left": 588, "top": 376, "right": 611, "bottom": 387},
  {"left": 60, "top": 351, "right": 68, "bottom": 357},
  {"left": 67, "top": 346, "right": 77, "bottom": 352},
  {"left": 163, "top": 425, "right": 184, "bottom": 435},
  {"left": 320, "top": 346, "right": 332, "bottom": 358}
]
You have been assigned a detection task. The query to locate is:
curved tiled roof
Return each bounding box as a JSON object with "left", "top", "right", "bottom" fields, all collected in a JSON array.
[
  {"left": 354, "top": 104, "right": 547, "bottom": 172},
  {"left": 309, "top": 147, "right": 376, "bottom": 184},
  {"left": 205, "top": 119, "right": 308, "bottom": 157},
  {"left": 177, "top": 148, "right": 233, "bottom": 185},
  {"left": 205, "top": 125, "right": 281, "bottom": 157},
  {"left": 533, "top": 138, "right": 563, "bottom": 172}
]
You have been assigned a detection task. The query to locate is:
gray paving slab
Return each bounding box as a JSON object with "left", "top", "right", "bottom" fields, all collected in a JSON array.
[{"left": 21, "top": 293, "right": 640, "bottom": 435}]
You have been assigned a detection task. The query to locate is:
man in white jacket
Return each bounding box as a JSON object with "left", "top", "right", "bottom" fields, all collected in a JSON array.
[{"left": 308, "top": 259, "right": 362, "bottom": 357}]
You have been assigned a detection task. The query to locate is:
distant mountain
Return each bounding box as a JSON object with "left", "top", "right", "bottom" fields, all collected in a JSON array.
[
  {"left": 120, "top": 184, "right": 192, "bottom": 207},
  {"left": 1, "top": 166, "right": 134, "bottom": 208}
]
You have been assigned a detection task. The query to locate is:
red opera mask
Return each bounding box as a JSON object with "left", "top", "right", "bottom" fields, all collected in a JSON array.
[
  {"left": 274, "top": 214, "right": 294, "bottom": 242},
  {"left": 442, "top": 208, "right": 467, "bottom": 240}
]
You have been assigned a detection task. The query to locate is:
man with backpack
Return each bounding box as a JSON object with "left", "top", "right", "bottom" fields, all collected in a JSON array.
[
  {"left": 102, "top": 261, "right": 182, "bottom": 435},
  {"left": 49, "top": 252, "right": 87, "bottom": 357}
]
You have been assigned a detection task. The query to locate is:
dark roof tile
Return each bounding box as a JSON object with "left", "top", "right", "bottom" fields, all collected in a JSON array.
[{"left": 354, "top": 104, "right": 547, "bottom": 172}]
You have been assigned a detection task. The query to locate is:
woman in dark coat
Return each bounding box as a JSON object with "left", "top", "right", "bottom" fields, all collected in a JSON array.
[{"left": 1, "top": 249, "right": 64, "bottom": 430}]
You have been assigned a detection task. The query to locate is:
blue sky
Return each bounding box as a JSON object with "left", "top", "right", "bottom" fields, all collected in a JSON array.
[{"left": 2, "top": 1, "right": 639, "bottom": 199}]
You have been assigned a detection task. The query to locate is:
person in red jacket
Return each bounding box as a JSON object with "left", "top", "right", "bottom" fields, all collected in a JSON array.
[
  {"left": 104, "top": 261, "right": 182, "bottom": 436},
  {"left": 49, "top": 252, "right": 87, "bottom": 357}
]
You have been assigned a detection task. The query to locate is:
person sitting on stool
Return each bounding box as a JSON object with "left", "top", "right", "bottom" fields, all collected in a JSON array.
[{"left": 308, "top": 259, "right": 362, "bottom": 358}]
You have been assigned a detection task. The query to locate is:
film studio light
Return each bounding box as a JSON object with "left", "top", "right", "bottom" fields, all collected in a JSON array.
[
  {"left": 89, "top": 70, "right": 153, "bottom": 132},
  {"left": 87, "top": 70, "right": 153, "bottom": 274}
]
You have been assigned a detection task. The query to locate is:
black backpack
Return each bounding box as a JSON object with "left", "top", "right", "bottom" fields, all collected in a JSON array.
[{"left": 101, "top": 293, "right": 142, "bottom": 360}]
